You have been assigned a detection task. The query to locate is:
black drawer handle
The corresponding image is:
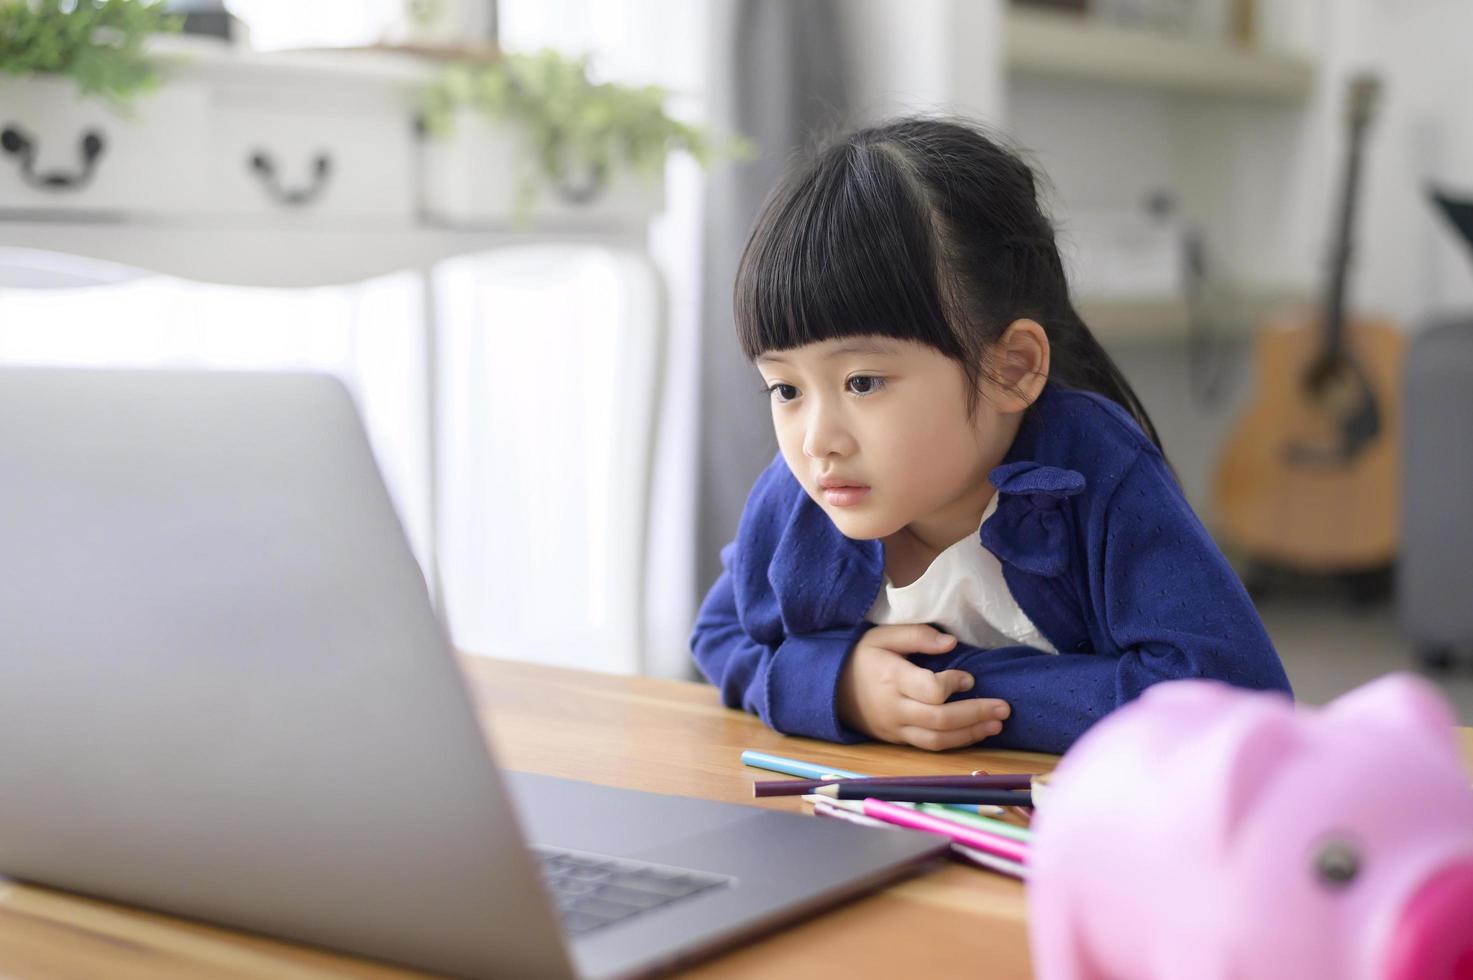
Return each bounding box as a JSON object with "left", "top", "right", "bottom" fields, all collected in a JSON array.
[
  {"left": 551, "top": 158, "right": 609, "bottom": 206},
  {"left": 248, "top": 149, "right": 332, "bottom": 207},
  {"left": 1, "top": 125, "right": 107, "bottom": 192}
]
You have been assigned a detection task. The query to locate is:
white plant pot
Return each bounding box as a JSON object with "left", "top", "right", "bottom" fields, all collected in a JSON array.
[{"left": 419, "top": 110, "right": 664, "bottom": 229}]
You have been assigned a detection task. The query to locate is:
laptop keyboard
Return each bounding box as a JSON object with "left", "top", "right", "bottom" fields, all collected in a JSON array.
[{"left": 532, "top": 845, "right": 733, "bottom": 937}]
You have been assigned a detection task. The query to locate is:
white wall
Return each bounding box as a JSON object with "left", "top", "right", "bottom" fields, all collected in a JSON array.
[
  {"left": 1025, "top": 0, "right": 1473, "bottom": 327},
  {"left": 1340, "top": 0, "right": 1473, "bottom": 323},
  {"left": 1168, "top": 0, "right": 1473, "bottom": 326}
]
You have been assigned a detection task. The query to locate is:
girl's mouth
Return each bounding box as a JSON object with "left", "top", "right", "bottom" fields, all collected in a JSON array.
[{"left": 822, "top": 485, "right": 870, "bottom": 507}]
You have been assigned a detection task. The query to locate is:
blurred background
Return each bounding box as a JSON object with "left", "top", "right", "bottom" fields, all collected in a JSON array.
[{"left": 4, "top": 0, "right": 1472, "bottom": 717}]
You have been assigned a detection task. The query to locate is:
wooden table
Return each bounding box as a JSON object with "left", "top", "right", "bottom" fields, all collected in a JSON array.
[{"left": 3, "top": 656, "right": 1471, "bottom": 979}]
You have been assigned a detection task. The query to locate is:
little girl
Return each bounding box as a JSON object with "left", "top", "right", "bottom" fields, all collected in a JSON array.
[{"left": 690, "top": 116, "right": 1292, "bottom": 755}]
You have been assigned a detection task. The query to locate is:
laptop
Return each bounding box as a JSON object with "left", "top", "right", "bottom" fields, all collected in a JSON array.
[{"left": 0, "top": 367, "right": 946, "bottom": 980}]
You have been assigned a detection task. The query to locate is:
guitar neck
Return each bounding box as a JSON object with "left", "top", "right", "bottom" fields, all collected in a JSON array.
[
  {"left": 1323, "top": 145, "right": 1363, "bottom": 361},
  {"left": 1321, "top": 76, "right": 1379, "bottom": 365}
]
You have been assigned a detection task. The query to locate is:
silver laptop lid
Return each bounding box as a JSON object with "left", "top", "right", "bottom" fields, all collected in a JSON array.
[{"left": 0, "top": 367, "right": 574, "bottom": 979}]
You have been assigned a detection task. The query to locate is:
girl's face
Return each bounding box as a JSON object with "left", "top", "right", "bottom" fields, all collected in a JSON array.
[{"left": 755, "top": 335, "right": 1027, "bottom": 545}]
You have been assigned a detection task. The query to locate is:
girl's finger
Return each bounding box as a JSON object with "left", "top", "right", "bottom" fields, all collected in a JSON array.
[
  {"left": 899, "top": 695, "right": 1007, "bottom": 732},
  {"left": 898, "top": 720, "right": 999, "bottom": 752},
  {"left": 896, "top": 665, "right": 970, "bottom": 704},
  {"left": 869, "top": 623, "right": 956, "bottom": 656}
]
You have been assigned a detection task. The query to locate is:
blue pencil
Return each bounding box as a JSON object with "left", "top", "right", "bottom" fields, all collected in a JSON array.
[{"left": 740, "top": 750, "right": 865, "bottom": 781}]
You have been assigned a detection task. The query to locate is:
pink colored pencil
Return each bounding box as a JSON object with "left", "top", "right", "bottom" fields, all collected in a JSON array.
[
  {"left": 861, "top": 797, "right": 1030, "bottom": 864},
  {"left": 817, "top": 805, "right": 1029, "bottom": 879}
]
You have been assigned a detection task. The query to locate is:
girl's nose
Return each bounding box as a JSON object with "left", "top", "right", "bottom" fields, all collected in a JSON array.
[{"left": 801, "top": 401, "right": 854, "bottom": 459}]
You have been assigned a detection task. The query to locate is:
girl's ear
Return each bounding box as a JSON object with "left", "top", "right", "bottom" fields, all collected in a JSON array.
[{"left": 984, "top": 318, "right": 1050, "bottom": 413}]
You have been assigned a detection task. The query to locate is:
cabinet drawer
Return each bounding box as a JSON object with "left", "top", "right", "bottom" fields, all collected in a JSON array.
[
  {"left": 0, "top": 76, "right": 209, "bottom": 217},
  {"left": 205, "top": 100, "right": 417, "bottom": 222}
]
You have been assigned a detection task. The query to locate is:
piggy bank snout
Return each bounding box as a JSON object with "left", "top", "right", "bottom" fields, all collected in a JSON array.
[{"left": 1383, "top": 857, "right": 1473, "bottom": 980}]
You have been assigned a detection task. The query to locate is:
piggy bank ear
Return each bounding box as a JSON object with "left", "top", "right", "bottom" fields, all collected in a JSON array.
[
  {"left": 1214, "top": 708, "right": 1306, "bottom": 849},
  {"left": 1322, "top": 673, "right": 1457, "bottom": 751}
]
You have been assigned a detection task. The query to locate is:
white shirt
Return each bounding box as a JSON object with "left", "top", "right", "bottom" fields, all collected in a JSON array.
[{"left": 866, "top": 495, "right": 1059, "bottom": 653}]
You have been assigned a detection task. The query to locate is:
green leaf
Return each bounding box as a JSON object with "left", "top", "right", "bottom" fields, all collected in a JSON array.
[{"left": 0, "top": 0, "right": 182, "bottom": 106}]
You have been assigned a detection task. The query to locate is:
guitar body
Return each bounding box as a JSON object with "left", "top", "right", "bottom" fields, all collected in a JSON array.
[{"left": 1213, "top": 309, "right": 1404, "bottom": 573}]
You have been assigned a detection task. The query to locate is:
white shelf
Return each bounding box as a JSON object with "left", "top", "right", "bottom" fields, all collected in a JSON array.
[
  {"left": 1077, "top": 287, "right": 1306, "bottom": 342},
  {"left": 1078, "top": 296, "right": 1194, "bottom": 341},
  {"left": 1005, "top": 8, "right": 1314, "bottom": 103}
]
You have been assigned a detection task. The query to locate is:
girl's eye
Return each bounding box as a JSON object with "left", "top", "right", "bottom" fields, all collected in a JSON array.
[
  {"left": 766, "top": 383, "right": 799, "bottom": 403},
  {"left": 846, "top": 375, "right": 885, "bottom": 396}
]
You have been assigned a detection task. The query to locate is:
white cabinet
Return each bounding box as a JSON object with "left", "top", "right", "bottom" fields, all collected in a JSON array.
[{"left": 2, "top": 39, "right": 664, "bottom": 231}]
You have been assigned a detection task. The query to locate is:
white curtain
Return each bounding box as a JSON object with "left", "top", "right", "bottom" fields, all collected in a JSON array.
[
  {"left": 0, "top": 253, "right": 432, "bottom": 571},
  {"left": 495, "top": 0, "right": 711, "bottom": 679},
  {"left": 432, "top": 245, "right": 664, "bottom": 674}
]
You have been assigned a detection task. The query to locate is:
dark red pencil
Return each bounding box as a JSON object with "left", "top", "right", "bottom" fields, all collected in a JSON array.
[
  {"left": 814, "top": 784, "right": 1034, "bottom": 807},
  {"left": 752, "top": 773, "right": 1036, "bottom": 797}
]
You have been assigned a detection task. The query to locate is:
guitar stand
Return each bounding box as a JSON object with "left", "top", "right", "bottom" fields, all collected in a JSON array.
[{"left": 1416, "top": 645, "right": 1464, "bottom": 673}]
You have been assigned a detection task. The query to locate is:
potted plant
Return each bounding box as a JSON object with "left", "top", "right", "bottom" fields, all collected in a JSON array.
[
  {"left": 418, "top": 48, "right": 753, "bottom": 227},
  {"left": 0, "top": 0, "right": 182, "bottom": 106}
]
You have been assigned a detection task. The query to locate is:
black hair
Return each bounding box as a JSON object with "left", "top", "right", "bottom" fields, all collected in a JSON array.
[{"left": 733, "top": 115, "right": 1164, "bottom": 452}]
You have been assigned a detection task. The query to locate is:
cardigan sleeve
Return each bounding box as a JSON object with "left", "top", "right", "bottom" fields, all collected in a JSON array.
[
  {"left": 690, "top": 544, "right": 871, "bottom": 743},
  {"left": 921, "top": 448, "right": 1293, "bottom": 754}
]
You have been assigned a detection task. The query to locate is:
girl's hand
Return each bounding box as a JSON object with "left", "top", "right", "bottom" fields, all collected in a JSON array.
[{"left": 836, "top": 624, "right": 1011, "bottom": 750}]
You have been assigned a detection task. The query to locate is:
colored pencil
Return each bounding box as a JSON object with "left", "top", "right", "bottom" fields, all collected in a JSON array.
[
  {"left": 802, "top": 793, "right": 863, "bottom": 812},
  {"left": 951, "top": 843, "right": 1029, "bottom": 880},
  {"left": 740, "top": 750, "right": 864, "bottom": 781},
  {"left": 814, "top": 784, "right": 1033, "bottom": 807},
  {"left": 860, "top": 798, "right": 1030, "bottom": 865},
  {"left": 813, "top": 795, "right": 1032, "bottom": 844},
  {"left": 812, "top": 801, "right": 894, "bottom": 830},
  {"left": 741, "top": 749, "right": 1003, "bottom": 815},
  {"left": 914, "top": 803, "right": 1032, "bottom": 843},
  {"left": 754, "top": 773, "right": 1036, "bottom": 797},
  {"left": 811, "top": 800, "right": 1026, "bottom": 878}
]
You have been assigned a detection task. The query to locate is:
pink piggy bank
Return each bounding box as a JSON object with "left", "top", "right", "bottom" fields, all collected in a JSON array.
[{"left": 1028, "top": 674, "right": 1473, "bottom": 980}]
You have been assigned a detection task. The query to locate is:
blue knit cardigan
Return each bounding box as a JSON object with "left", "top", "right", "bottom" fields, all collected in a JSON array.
[{"left": 690, "top": 383, "right": 1293, "bottom": 754}]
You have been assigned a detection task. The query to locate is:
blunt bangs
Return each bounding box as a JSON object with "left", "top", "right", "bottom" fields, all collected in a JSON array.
[{"left": 733, "top": 141, "right": 965, "bottom": 363}]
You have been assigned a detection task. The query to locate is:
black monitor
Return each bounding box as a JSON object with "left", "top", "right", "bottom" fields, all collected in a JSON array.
[{"left": 1431, "top": 185, "right": 1473, "bottom": 262}]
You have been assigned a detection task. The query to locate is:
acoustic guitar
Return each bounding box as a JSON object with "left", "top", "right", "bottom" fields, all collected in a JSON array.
[{"left": 1212, "top": 74, "right": 1405, "bottom": 575}]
